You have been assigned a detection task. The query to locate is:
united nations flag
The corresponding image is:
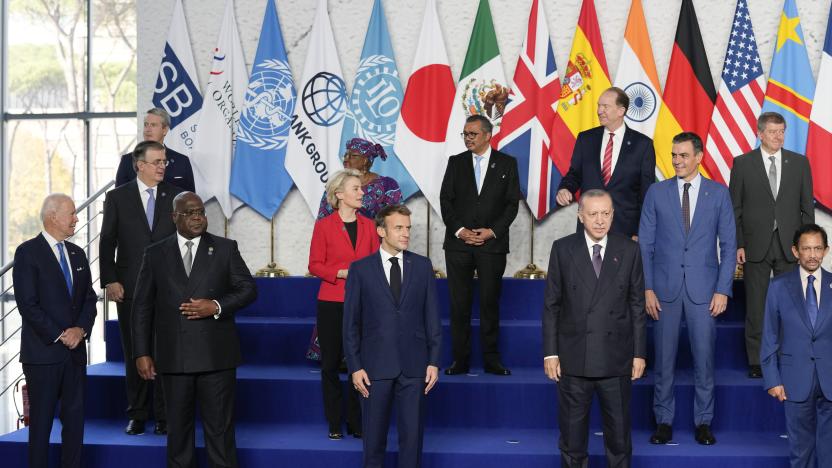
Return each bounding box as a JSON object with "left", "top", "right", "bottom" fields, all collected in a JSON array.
[{"left": 230, "top": 0, "right": 296, "bottom": 219}]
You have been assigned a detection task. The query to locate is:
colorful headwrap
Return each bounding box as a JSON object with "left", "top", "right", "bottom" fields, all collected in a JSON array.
[{"left": 345, "top": 138, "right": 387, "bottom": 161}]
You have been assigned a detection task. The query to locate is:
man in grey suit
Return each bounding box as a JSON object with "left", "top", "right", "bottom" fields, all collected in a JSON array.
[
  {"left": 543, "top": 189, "right": 646, "bottom": 468},
  {"left": 729, "top": 111, "right": 814, "bottom": 378}
]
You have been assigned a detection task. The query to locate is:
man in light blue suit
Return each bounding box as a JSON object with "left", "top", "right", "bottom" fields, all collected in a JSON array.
[
  {"left": 639, "top": 132, "right": 737, "bottom": 446},
  {"left": 762, "top": 223, "right": 832, "bottom": 468},
  {"left": 344, "top": 204, "right": 442, "bottom": 468}
]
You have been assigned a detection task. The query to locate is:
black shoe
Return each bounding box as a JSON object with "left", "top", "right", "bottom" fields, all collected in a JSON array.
[
  {"left": 328, "top": 432, "right": 343, "bottom": 440},
  {"left": 649, "top": 424, "right": 672, "bottom": 444},
  {"left": 444, "top": 362, "right": 470, "bottom": 375},
  {"left": 347, "top": 427, "right": 362, "bottom": 439},
  {"left": 748, "top": 365, "right": 763, "bottom": 378},
  {"left": 153, "top": 421, "right": 167, "bottom": 435},
  {"left": 125, "top": 419, "right": 145, "bottom": 435},
  {"left": 483, "top": 363, "right": 512, "bottom": 376},
  {"left": 695, "top": 424, "right": 716, "bottom": 445}
]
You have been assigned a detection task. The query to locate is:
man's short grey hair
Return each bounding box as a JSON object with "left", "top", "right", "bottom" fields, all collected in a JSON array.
[
  {"left": 40, "top": 193, "right": 73, "bottom": 223},
  {"left": 325, "top": 169, "right": 362, "bottom": 210},
  {"left": 147, "top": 107, "right": 171, "bottom": 128},
  {"left": 577, "top": 189, "right": 613, "bottom": 211}
]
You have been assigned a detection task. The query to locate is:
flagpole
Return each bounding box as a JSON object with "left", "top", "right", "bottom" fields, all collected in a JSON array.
[
  {"left": 426, "top": 200, "right": 445, "bottom": 278},
  {"left": 514, "top": 211, "right": 546, "bottom": 279},
  {"left": 256, "top": 214, "right": 290, "bottom": 277}
]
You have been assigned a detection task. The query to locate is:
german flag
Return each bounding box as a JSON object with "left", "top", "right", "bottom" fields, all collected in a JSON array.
[{"left": 653, "top": 0, "right": 716, "bottom": 179}]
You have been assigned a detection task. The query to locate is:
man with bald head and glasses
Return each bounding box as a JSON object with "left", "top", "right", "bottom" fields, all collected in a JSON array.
[{"left": 100, "top": 140, "right": 183, "bottom": 436}]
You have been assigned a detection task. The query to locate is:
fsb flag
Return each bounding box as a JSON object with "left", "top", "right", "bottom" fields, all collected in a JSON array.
[
  {"left": 151, "top": 0, "right": 203, "bottom": 155},
  {"left": 230, "top": 0, "right": 296, "bottom": 219},
  {"left": 285, "top": 0, "right": 347, "bottom": 218},
  {"left": 339, "top": 0, "right": 417, "bottom": 200}
]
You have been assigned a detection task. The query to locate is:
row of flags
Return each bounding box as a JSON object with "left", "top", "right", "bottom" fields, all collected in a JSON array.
[{"left": 150, "top": 0, "right": 832, "bottom": 222}]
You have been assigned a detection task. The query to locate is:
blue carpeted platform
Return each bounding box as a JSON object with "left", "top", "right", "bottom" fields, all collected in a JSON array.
[{"left": 0, "top": 278, "right": 789, "bottom": 467}]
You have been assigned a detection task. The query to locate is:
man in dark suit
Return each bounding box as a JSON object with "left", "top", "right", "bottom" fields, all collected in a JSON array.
[
  {"left": 440, "top": 114, "right": 521, "bottom": 376},
  {"left": 344, "top": 204, "right": 442, "bottom": 468},
  {"left": 543, "top": 189, "right": 646, "bottom": 468},
  {"left": 762, "top": 223, "right": 832, "bottom": 468},
  {"left": 132, "top": 192, "right": 256, "bottom": 468},
  {"left": 13, "top": 193, "right": 97, "bottom": 468},
  {"left": 640, "top": 132, "right": 736, "bottom": 446},
  {"left": 115, "top": 108, "right": 195, "bottom": 192},
  {"left": 100, "top": 140, "right": 183, "bottom": 435},
  {"left": 556, "top": 87, "right": 656, "bottom": 238},
  {"left": 729, "top": 111, "right": 814, "bottom": 378}
]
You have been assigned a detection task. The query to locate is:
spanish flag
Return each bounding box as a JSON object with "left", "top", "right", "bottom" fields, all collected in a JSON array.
[
  {"left": 549, "top": 0, "right": 611, "bottom": 175},
  {"left": 653, "top": 0, "right": 716, "bottom": 179}
]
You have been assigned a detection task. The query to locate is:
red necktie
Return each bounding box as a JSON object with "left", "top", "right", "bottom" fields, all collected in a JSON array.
[{"left": 601, "top": 133, "right": 614, "bottom": 185}]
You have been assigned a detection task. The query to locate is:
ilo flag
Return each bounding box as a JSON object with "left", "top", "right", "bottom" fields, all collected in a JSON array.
[
  {"left": 495, "top": 0, "right": 561, "bottom": 220},
  {"left": 807, "top": 9, "right": 832, "bottom": 209},
  {"left": 443, "top": 0, "right": 508, "bottom": 156},
  {"left": 285, "top": 0, "right": 347, "bottom": 218},
  {"left": 613, "top": 0, "right": 663, "bottom": 141},
  {"left": 339, "top": 0, "right": 417, "bottom": 200},
  {"left": 762, "top": 0, "right": 814, "bottom": 155},
  {"left": 549, "top": 0, "right": 611, "bottom": 175},
  {"left": 230, "top": 0, "right": 296, "bottom": 219},
  {"left": 652, "top": 0, "right": 716, "bottom": 179},
  {"left": 151, "top": 0, "right": 203, "bottom": 154},
  {"left": 189, "top": 0, "right": 247, "bottom": 218},
  {"left": 393, "top": 0, "right": 455, "bottom": 213}
]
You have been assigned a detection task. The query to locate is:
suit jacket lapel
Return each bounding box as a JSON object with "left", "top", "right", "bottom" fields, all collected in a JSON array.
[
  {"left": 66, "top": 244, "right": 85, "bottom": 300},
  {"left": 750, "top": 148, "right": 776, "bottom": 202},
  {"left": 38, "top": 234, "right": 72, "bottom": 300},
  {"left": 185, "top": 234, "right": 214, "bottom": 297},
  {"left": 786, "top": 269, "right": 814, "bottom": 333},
  {"left": 165, "top": 236, "right": 189, "bottom": 290},
  {"left": 778, "top": 151, "right": 795, "bottom": 203},
  {"left": 568, "top": 235, "right": 598, "bottom": 292},
  {"left": 398, "top": 251, "right": 415, "bottom": 304},
  {"left": 479, "top": 153, "right": 500, "bottom": 197},
  {"left": 371, "top": 252, "right": 397, "bottom": 305},
  {"left": 670, "top": 179, "right": 686, "bottom": 237},
  {"left": 814, "top": 269, "right": 832, "bottom": 332},
  {"left": 152, "top": 185, "right": 172, "bottom": 233},
  {"left": 592, "top": 237, "right": 624, "bottom": 306},
  {"left": 130, "top": 181, "right": 153, "bottom": 233},
  {"left": 607, "top": 126, "right": 631, "bottom": 186},
  {"left": 688, "top": 179, "right": 711, "bottom": 237}
]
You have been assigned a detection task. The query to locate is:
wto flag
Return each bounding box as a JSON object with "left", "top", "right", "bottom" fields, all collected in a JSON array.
[
  {"left": 230, "top": 0, "right": 296, "bottom": 218},
  {"left": 151, "top": 0, "right": 203, "bottom": 155},
  {"left": 285, "top": 0, "right": 347, "bottom": 218},
  {"left": 339, "top": 0, "right": 417, "bottom": 200},
  {"left": 493, "top": 0, "right": 561, "bottom": 220}
]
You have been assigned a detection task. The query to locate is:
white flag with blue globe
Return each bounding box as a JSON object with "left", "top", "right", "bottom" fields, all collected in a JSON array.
[
  {"left": 230, "top": 0, "right": 295, "bottom": 219},
  {"left": 285, "top": 0, "right": 348, "bottom": 218},
  {"left": 339, "top": 0, "right": 417, "bottom": 200}
]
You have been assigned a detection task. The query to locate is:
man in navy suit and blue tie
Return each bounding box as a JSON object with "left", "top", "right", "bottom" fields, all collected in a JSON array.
[
  {"left": 639, "top": 132, "right": 736, "bottom": 446},
  {"left": 762, "top": 223, "right": 832, "bottom": 468},
  {"left": 13, "top": 193, "right": 98, "bottom": 468},
  {"left": 344, "top": 204, "right": 442, "bottom": 468}
]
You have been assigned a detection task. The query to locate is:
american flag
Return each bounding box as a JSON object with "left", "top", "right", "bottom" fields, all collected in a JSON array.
[
  {"left": 492, "top": 0, "right": 561, "bottom": 219},
  {"left": 704, "top": 0, "right": 765, "bottom": 185}
]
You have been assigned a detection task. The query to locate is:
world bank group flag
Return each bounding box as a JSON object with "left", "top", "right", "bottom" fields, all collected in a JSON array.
[
  {"left": 339, "top": 0, "right": 417, "bottom": 200},
  {"left": 230, "top": 0, "right": 296, "bottom": 219},
  {"left": 151, "top": 0, "right": 203, "bottom": 155}
]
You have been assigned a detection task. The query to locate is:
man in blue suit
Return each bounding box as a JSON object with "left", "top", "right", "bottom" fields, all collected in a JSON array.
[
  {"left": 639, "top": 132, "right": 736, "bottom": 446},
  {"left": 13, "top": 194, "right": 98, "bottom": 468},
  {"left": 344, "top": 204, "right": 442, "bottom": 468},
  {"left": 762, "top": 223, "right": 832, "bottom": 468}
]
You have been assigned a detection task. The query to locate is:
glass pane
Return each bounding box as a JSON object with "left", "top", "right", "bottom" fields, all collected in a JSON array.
[
  {"left": 91, "top": 0, "right": 137, "bottom": 112},
  {"left": 5, "top": 119, "right": 87, "bottom": 261},
  {"left": 90, "top": 117, "right": 137, "bottom": 190},
  {"left": 7, "top": 0, "right": 87, "bottom": 113}
]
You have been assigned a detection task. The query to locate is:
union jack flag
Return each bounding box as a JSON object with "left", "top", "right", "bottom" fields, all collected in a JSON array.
[
  {"left": 704, "top": 0, "right": 765, "bottom": 184},
  {"left": 492, "top": 0, "right": 561, "bottom": 220}
]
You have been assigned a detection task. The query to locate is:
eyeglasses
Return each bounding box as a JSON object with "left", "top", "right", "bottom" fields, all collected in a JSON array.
[
  {"left": 140, "top": 159, "right": 169, "bottom": 168},
  {"left": 460, "top": 132, "right": 481, "bottom": 139},
  {"left": 175, "top": 209, "right": 206, "bottom": 218}
]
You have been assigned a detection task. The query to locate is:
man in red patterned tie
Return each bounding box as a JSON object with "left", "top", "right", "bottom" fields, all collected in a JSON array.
[{"left": 556, "top": 87, "right": 656, "bottom": 239}]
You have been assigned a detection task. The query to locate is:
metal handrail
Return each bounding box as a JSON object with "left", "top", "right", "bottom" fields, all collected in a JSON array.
[{"left": 0, "top": 180, "right": 113, "bottom": 277}]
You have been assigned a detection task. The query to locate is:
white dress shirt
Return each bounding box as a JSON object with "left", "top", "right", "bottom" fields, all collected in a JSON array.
[
  {"left": 599, "top": 122, "right": 626, "bottom": 178},
  {"left": 584, "top": 231, "right": 608, "bottom": 262},
  {"left": 799, "top": 267, "right": 822, "bottom": 303},
  {"left": 677, "top": 172, "right": 702, "bottom": 223},
  {"left": 379, "top": 247, "right": 404, "bottom": 285},
  {"left": 761, "top": 148, "right": 782, "bottom": 195},
  {"left": 176, "top": 233, "right": 221, "bottom": 318},
  {"left": 136, "top": 177, "right": 159, "bottom": 214}
]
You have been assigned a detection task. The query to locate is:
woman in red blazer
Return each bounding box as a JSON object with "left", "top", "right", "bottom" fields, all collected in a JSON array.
[{"left": 308, "top": 169, "right": 379, "bottom": 440}]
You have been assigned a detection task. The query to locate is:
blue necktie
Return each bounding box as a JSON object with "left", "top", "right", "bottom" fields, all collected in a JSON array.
[
  {"left": 145, "top": 188, "right": 155, "bottom": 228},
  {"left": 807, "top": 274, "right": 819, "bottom": 328},
  {"left": 474, "top": 155, "right": 483, "bottom": 192},
  {"left": 56, "top": 243, "right": 72, "bottom": 295}
]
